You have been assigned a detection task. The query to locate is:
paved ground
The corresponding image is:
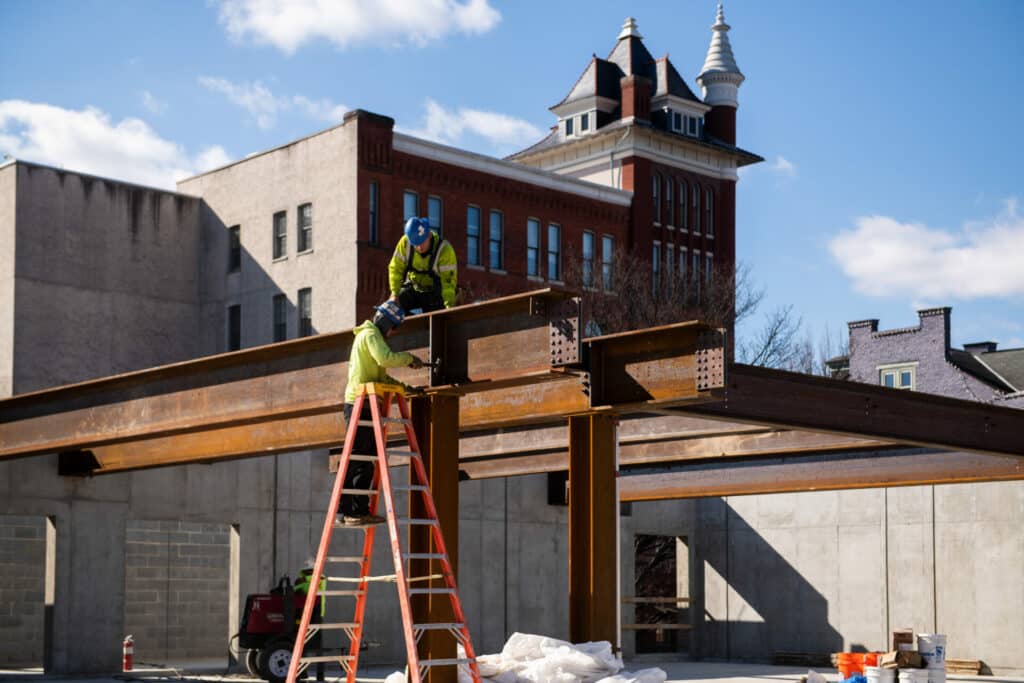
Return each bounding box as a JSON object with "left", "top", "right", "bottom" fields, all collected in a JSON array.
[{"left": 1, "top": 661, "right": 1019, "bottom": 683}]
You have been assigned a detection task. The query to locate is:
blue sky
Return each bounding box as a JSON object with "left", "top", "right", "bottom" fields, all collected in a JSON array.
[{"left": 2, "top": 0, "right": 1022, "bottom": 353}]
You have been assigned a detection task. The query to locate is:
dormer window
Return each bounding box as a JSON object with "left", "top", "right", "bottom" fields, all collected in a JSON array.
[
  {"left": 672, "top": 111, "right": 683, "bottom": 132},
  {"left": 565, "top": 118, "right": 574, "bottom": 136},
  {"left": 687, "top": 117, "right": 697, "bottom": 136},
  {"left": 580, "top": 113, "right": 590, "bottom": 132}
]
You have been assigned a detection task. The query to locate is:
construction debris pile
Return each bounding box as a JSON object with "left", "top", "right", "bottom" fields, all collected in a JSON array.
[
  {"left": 384, "top": 633, "right": 666, "bottom": 683},
  {"left": 831, "top": 630, "right": 948, "bottom": 683}
]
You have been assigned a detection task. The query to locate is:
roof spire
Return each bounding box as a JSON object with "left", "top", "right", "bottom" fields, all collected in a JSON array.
[
  {"left": 618, "top": 17, "right": 643, "bottom": 40},
  {"left": 697, "top": 3, "right": 745, "bottom": 108}
]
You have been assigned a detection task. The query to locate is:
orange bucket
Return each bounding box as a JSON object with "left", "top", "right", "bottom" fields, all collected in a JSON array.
[{"left": 837, "top": 653, "right": 865, "bottom": 679}]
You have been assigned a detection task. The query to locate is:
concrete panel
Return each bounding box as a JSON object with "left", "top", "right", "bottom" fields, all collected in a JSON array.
[
  {"left": 0, "top": 164, "right": 15, "bottom": 398},
  {"left": 836, "top": 524, "right": 886, "bottom": 651},
  {"left": 0, "top": 515, "right": 46, "bottom": 667},
  {"left": 886, "top": 520, "right": 935, "bottom": 635}
]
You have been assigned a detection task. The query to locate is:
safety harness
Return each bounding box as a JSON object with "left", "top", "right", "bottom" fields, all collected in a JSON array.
[{"left": 402, "top": 234, "right": 451, "bottom": 292}]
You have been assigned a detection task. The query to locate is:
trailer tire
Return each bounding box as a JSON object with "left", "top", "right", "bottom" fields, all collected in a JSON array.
[
  {"left": 244, "top": 649, "right": 261, "bottom": 678},
  {"left": 257, "top": 637, "right": 296, "bottom": 683}
]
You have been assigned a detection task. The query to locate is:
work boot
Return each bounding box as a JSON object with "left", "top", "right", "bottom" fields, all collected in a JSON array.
[{"left": 341, "top": 514, "right": 386, "bottom": 527}]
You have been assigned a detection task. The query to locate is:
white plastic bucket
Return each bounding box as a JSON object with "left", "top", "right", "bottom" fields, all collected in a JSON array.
[
  {"left": 927, "top": 670, "right": 946, "bottom": 683},
  {"left": 917, "top": 633, "right": 947, "bottom": 669},
  {"left": 898, "top": 669, "right": 930, "bottom": 683},
  {"left": 867, "top": 666, "right": 896, "bottom": 683}
]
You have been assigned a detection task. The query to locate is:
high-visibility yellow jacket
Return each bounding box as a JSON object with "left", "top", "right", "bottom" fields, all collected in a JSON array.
[
  {"left": 345, "top": 320, "right": 414, "bottom": 403},
  {"left": 388, "top": 231, "right": 457, "bottom": 308}
]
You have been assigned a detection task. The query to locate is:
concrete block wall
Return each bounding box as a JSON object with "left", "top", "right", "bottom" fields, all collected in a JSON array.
[
  {"left": 0, "top": 515, "right": 46, "bottom": 667},
  {"left": 124, "top": 521, "right": 231, "bottom": 663}
]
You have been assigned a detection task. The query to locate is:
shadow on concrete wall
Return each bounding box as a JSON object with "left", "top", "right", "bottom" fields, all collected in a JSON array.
[{"left": 692, "top": 498, "right": 844, "bottom": 662}]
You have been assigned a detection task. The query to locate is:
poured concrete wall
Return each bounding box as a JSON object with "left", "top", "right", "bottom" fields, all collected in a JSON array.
[
  {"left": 0, "top": 515, "right": 46, "bottom": 667},
  {"left": 10, "top": 163, "right": 202, "bottom": 392}
]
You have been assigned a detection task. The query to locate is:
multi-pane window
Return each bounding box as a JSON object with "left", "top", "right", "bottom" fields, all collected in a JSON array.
[
  {"left": 565, "top": 118, "right": 574, "bottom": 136},
  {"left": 679, "top": 247, "right": 688, "bottom": 298},
  {"left": 467, "top": 206, "right": 481, "bottom": 266},
  {"left": 228, "top": 225, "right": 240, "bottom": 272},
  {"left": 601, "top": 235, "right": 614, "bottom": 291},
  {"left": 526, "top": 218, "right": 540, "bottom": 277},
  {"left": 688, "top": 117, "right": 698, "bottom": 136},
  {"left": 368, "top": 182, "right": 379, "bottom": 245},
  {"left": 692, "top": 183, "right": 701, "bottom": 234},
  {"left": 272, "top": 211, "right": 286, "bottom": 259},
  {"left": 298, "top": 288, "right": 312, "bottom": 337},
  {"left": 665, "top": 178, "right": 674, "bottom": 226},
  {"left": 692, "top": 250, "right": 701, "bottom": 298},
  {"left": 428, "top": 196, "right": 443, "bottom": 236},
  {"left": 547, "top": 224, "right": 561, "bottom": 281},
  {"left": 580, "top": 112, "right": 589, "bottom": 132},
  {"left": 879, "top": 364, "right": 916, "bottom": 390},
  {"left": 227, "top": 304, "right": 241, "bottom": 351},
  {"left": 672, "top": 111, "right": 683, "bottom": 132},
  {"left": 489, "top": 210, "right": 504, "bottom": 270},
  {"left": 679, "top": 181, "right": 688, "bottom": 230},
  {"left": 272, "top": 294, "right": 287, "bottom": 343},
  {"left": 582, "top": 231, "right": 595, "bottom": 288},
  {"left": 652, "top": 241, "right": 661, "bottom": 294},
  {"left": 705, "top": 189, "right": 714, "bottom": 237},
  {"left": 652, "top": 174, "right": 661, "bottom": 224},
  {"left": 297, "top": 203, "right": 312, "bottom": 252},
  {"left": 403, "top": 191, "right": 418, "bottom": 221}
]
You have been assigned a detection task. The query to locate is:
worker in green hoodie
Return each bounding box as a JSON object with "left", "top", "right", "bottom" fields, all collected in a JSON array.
[{"left": 340, "top": 300, "right": 423, "bottom": 526}]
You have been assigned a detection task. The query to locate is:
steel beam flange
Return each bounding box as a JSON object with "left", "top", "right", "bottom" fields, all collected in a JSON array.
[
  {"left": 548, "top": 297, "right": 582, "bottom": 367},
  {"left": 696, "top": 329, "right": 727, "bottom": 392}
]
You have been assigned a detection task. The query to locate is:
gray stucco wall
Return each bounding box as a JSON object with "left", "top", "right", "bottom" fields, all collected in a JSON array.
[
  {"left": 177, "top": 119, "right": 361, "bottom": 354},
  {"left": 11, "top": 164, "right": 202, "bottom": 392},
  {"left": 0, "top": 163, "right": 15, "bottom": 398}
]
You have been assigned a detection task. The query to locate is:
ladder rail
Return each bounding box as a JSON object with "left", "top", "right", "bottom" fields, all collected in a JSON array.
[{"left": 285, "top": 391, "right": 367, "bottom": 683}]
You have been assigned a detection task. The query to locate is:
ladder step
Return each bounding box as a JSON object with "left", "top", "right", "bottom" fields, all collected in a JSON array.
[
  {"left": 396, "top": 518, "right": 438, "bottom": 526},
  {"left": 309, "top": 622, "right": 359, "bottom": 630},
  {"left": 403, "top": 553, "right": 446, "bottom": 560},
  {"left": 408, "top": 588, "right": 455, "bottom": 595},
  {"left": 319, "top": 590, "right": 365, "bottom": 597},
  {"left": 413, "top": 623, "right": 466, "bottom": 630},
  {"left": 393, "top": 484, "right": 430, "bottom": 492},
  {"left": 300, "top": 655, "right": 357, "bottom": 664},
  {"left": 420, "top": 658, "right": 475, "bottom": 667},
  {"left": 347, "top": 454, "right": 380, "bottom": 462},
  {"left": 327, "top": 555, "right": 366, "bottom": 564},
  {"left": 357, "top": 418, "right": 411, "bottom": 426},
  {"left": 340, "top": 488, "right": 377, "bottom": 496}
]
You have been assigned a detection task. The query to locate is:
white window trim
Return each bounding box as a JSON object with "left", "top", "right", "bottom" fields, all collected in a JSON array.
[
  {"left": 877, "top": 362, "right": 918, "bottom": 390},
  {"left": 526, "top": 216, "right": 542, "bottom": 279}
]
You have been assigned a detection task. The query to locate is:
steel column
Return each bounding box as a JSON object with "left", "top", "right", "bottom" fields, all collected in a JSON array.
[
  {"left": 567, "top": 413, "right": 618, "bottom": 645},
  {"left": 410, "top": 394, "right": 459, "bottom": 683}
]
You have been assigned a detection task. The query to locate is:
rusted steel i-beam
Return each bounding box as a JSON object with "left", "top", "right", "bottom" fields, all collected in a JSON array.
[
  {"left": 618, "top": 448, "right": 1024, "bottom": 500},
  {"left": 410, "top": 394, "right": 460, "bottom": 683},
  {"left": 682, "top": 364, "right": 1024, "bottom": 457},
  {"left": 567, "top": 413, "right": 618, "bottom": 646}
]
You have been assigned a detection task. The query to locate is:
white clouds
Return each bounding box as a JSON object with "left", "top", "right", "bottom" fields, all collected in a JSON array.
[
  {"left": 199, "top": 76, "right": 285, "bottom": 130},
  {"left": 194, "top": 145, "right": 233, "bottom": 172},
  {"left": 217, "top": 0, "right": 501, "bottom": 53},
  {"left": 140, "top": 90, "right": 167, "bottom": 115},
  {"left": 405, "top": 98, "right": 543, "bottom": 152},
  {"left": 199, "top": 76, "right": 347, "bottom": 129},
  {"left": 828, "top": 199, "right": 1024, "bottom": 300},
  {"left": 0, "top": 100, "right": 231, "bottom": 190},
  {"left": 771, "top": 155, "right": 796, "bottom": 176}
]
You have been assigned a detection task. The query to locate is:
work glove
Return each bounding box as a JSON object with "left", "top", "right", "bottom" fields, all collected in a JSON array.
[{"left": 409, "top": 355, "right": 424, "bottom": 369}]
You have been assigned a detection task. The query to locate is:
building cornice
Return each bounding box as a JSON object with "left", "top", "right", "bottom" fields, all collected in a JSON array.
[
  {"left": 550, "top": 95, "right": 619, "bottom": 118},
  {"left": 651, "top": 94, "right": 712, "bottom": 115},
  {"left": 393, "top": 133, "right": 633, "bottom": 207}
]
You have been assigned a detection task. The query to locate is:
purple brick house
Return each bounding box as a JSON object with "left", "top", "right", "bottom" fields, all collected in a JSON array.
[{"left": 828, "top": 306, "right": 1024, "bottom": 408}]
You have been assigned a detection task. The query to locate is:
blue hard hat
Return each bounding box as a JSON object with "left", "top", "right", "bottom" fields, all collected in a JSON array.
[
  {"left": 372, "top": 300, "right": 405, "bottom": 333},
  {"left": 404, "top": 217, "right": 431, "bottom": 247}
]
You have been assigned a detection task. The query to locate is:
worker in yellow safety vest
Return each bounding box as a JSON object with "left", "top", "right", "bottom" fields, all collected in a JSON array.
[
  {"left": 388, "top": 217, "right": 457, "bottom": 314},
  {"left": 339, "top": 300, "right": 423, "bottom": 526}
]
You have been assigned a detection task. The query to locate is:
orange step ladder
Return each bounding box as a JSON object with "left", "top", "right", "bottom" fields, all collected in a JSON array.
[{"left": 285, "top": 383, "right": 481, "bottom": 683}]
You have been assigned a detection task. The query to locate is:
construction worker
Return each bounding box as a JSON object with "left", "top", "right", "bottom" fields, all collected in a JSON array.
[
  {"left": 388, "top": 216, "right": 457, "bottom": 314},
  {"left": 339, "top": 300, "right": 423, "bottom": 526}
]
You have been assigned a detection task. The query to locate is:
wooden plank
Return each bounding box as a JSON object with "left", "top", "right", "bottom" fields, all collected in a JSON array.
[{"left": 621, "top": 624, "right": 692, "bottom": 630}]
